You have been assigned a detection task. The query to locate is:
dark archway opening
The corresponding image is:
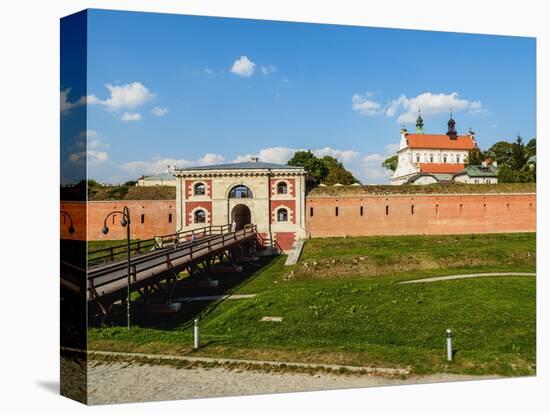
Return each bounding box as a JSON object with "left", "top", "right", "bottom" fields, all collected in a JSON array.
[{"left": 231, "top": 204, "right": 251, "bottom": 230}]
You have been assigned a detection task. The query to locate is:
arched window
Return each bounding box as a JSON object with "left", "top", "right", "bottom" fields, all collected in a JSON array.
[
  {"left": 194, "top": 209, "right": 206, "bottom": 224},
  {"left": 194, "top": 183, "right": 206, "bottom": 196},
  {"left": 416, "top": 154, "right": 420, "bottom": 163},
  {"left": 429, "top": 154, "right": 434, "bottom": 163},
  {"left": 277, "top": 208, "right": 288, "bottom": 222},
  {"left": 229, "top": 185, "right": 253, "bottom": 198},
  {"left": 277, "top": 181, "right": 288, "bottom": 194},
  {"left": 456, "top": 154, "right": 461, "bottom": 163},
  {"left": 443, "top": 154, "right": 448, "bottom": 163}
]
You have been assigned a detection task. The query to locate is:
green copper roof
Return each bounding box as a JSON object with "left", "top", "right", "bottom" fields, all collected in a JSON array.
[{"left": 454, "top": 165, "right": 499, "bottom": 178}]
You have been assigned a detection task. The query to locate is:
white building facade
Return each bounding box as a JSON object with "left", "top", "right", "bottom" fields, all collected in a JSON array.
[
  {"left": 391, "top": 114, "right": 477, "bottom": 185},
  {"left": 172, "top": 161, "right": 307, "bottom": 252}
]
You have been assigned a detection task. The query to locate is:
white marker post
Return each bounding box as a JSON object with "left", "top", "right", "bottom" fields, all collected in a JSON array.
[
  {"left": 446, "top": 329, "right": 453, "bottom": 361},
  {"left": 194, "top": 318, "right": 201, "bottom": 349}
]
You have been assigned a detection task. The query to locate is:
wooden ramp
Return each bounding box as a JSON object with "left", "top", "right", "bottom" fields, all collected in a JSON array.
[{"left": 87, "top": 225, "right": 258, "bottom": 314}]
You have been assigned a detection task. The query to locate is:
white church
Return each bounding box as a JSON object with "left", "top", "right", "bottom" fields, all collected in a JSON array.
[{"left": 390, "top": 112, "right": 495, "bottom": 185}]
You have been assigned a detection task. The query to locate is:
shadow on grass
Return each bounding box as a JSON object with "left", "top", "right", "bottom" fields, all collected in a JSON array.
[{"left": 97, "top": 255, "right": 280, "bottom": 331}]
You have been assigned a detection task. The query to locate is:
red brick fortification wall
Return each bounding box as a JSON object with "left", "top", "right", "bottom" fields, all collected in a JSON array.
[
  {"left": 60, "top": 201, "right": 87, "bottom": 241},
  {"left": 306, "top": 193, "right": 536, "bottom": 238},
  {"left": 61, "top": 200, "right": 177, "bottom": 241},
  {"left": 274, "top": 232, "right": 296, "bottom": 251}
]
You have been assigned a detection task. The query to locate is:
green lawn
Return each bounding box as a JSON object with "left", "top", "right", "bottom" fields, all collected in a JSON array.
[{"left": 89, "top": 232, "right": 536, "bottom": 376}]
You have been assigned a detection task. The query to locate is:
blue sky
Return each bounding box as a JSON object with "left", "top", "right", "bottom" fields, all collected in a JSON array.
[{"left": 60, "top": 9, "right": 536, "bottom": 184}]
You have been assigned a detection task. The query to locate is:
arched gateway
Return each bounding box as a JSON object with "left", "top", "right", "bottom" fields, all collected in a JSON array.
[
  {"left": 231, "top": 204, "right": 251, "bottom": 230},
  {"left": 173, "top": 160, "right": 307, "bottom": 252}
]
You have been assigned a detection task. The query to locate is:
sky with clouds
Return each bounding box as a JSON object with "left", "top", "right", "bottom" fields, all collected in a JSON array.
[{"left": 61, "top": 10, "right": 536, "bottom": 184}]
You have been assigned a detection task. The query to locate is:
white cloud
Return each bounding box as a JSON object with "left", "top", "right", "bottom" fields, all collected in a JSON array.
[
  {"left": 204, "top": 68, "right": 225, "bottom": 78},
  {"left": 60, "top": 88, "right": 86, "bottom": 114},
  {"left": 233, "top": 147, "right": 297, "bottom": 164},
  {"left": 121, "top": 154, "right": 226, "bottom": 177},
  {"left": 87, "top": 82, "right": 155, "bottom": 112},
  {"left": 352, "top": 93, "right": 383, "bottom": 116},
  {"left": 386, "top": 92, "right": 484, "bottom": 123},
  {"left": 352, "top": 91, "right": 486, "bottom": 124},
  {"left": 120, "top": 112, "right": 142, "bottom": 122},
  {"left": 68, "top": 130, "right": 109, "bottom": 165},
  {"left": 359, "top": 152, "right": 393, "bottom": 184},
  {"left": 469, "top": 100, "right": 487, "bottom": 114},
  {"left": 312, "top": 147, "right": 359, "bottom": 163},
  {"left": 261, "top": 64, "right": 277, "bottom": 75},
  {"left": 152, "top": 106, "right": 169, "bottom": 117},
  {"left": 231, "top": 56, "right": 256, "bottom": 77},
  {"left": 233, "top": 146, "right": 360, "bottom": 166}
]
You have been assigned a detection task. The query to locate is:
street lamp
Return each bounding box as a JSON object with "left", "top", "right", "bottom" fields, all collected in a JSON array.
[
  {"left": 60, "top": 210, "right": 75, "bottom": 235},
  {"left": 101, "top": 206, "right": 132, "bottom": 330}
]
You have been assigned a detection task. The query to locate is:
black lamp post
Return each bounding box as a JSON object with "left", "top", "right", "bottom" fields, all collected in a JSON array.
[
  {"left": 60, "top": 211, "right": 75, "bottom": 235},
  {"left": 101, "top": 206, "right": 132, "bottom": 330}
]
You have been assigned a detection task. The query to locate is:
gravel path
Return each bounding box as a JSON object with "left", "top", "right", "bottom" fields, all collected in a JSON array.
[
  {"left": 399, "top": 272, "right": 535, "bottom": 284},
  {"left": 88, "top": 362, "right": 499, "bottom": 405}
]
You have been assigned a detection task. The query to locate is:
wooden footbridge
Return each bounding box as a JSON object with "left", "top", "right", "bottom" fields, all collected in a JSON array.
[{"left": 87, "top": 224, "right": 261, "bottom": 317}]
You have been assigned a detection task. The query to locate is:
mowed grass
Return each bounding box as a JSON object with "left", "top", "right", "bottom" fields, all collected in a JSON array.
[{"left": 89, "top": 233, "right": 536, "bottom": 376}]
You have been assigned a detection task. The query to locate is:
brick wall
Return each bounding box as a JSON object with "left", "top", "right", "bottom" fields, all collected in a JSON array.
[
  {"left": 61, "top": 200, "right": 176, "bottom": 241},
  {"left": 306, "top": 193, "right": 536, "bottom": 238},
  {"left": 270, "top": 178, "right": 296, "bottom": 197},
  {"left": 274, "top": 231, "right": 296, "bottom": 250},
  {"left": 62, "top": 192, "right": 536, "bottom": 242},
  {"left": 185, "top": 201, "right": 212, "bottom": 226},
  {"left": 270, "top": 200, "right": 296, "bottom": 224}
]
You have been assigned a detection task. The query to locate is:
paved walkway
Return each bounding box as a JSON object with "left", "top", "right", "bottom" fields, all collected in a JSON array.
[
  {"left": 285, "top": 239, "right": 305, "bottom": 265},
  {"left": 399, "top": 272, "right": 536, "bottom": 284},
  {"left": 88, "top": 362, "right": 500, "bottom": 404}
]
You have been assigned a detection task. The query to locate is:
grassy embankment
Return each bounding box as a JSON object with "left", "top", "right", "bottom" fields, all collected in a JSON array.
[{"left": 89, "top": 232, "right": 536, "bottom": 376}]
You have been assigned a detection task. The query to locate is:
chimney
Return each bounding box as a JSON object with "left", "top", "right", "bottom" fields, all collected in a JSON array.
[{"left": 250, "top": 157, "right": 259, "bottom": 163}]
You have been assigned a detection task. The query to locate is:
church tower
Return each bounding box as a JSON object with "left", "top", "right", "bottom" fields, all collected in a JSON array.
[
  {"left": 415, "top": 110, "right": 424, "bottom": 134},
  {"left": 447, "top": 110, "right": 457, "bottom": 139}
]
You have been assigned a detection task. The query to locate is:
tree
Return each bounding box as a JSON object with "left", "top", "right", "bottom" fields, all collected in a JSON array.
[
  {"left": 124, "top": 180, "right": 138, "bottom": 186},
  {"left": 516, "top": 165, "right": 536, "bottom": 183},
  {"left": 382, "top": 155, "right": 398, "bottom": 172},
  {"left": 287, "top": 150, "right": 358, "bottom": 184},
  {"left": 485, "top": 141, "right": 513, "bottom": 166},
  {"left": 287, "top": 150, "right": 316, "bottom": 167},
  {"left": 324, "top": 165, "right": 357, "bottom": 185},
  {"left": 510, "top": 135, "right": 527, "bottom": 170},
  {"left": 497, "top": 164, "right": 517, "bottom": 183},
  {"left": 466, "top": 148, "right": 484, "bottom": 166},
  {"left": 525, "top": 138, "right": 536, "bottom": 159}
]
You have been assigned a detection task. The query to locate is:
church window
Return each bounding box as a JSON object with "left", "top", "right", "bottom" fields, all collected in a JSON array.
[
  {"left": 385, "top": 205, "right": 389, "bottom": 215},
  {"left": 310, "top": 207, "right": 314, "bottom": 217},
  {"left": 360, "top": 206, "right": 364, "bottom": 216},
  {"left": 335, "top": 207, "right": 339, "bottom": 217},
  {"left": 411, "top": 205, "right": 414, "bottom": 215},
  {"left": 277, "top": 182, "right": 288, "bottom": 194},
  {"left": 229, "top": 185, "right": 253, "bottom": 198},
  {"left": 194, "top": 209, "right": 206, "bottom": 224},
  {"left": 140, "top": 214, "right": 145, "bottom": 224},
  {"left": 168, "top": 213, "right": 172, "bottom": 223},
  {"left": 277, "top": 208, "right": 288, "bottom": 222},
  {"left": 194, "top": 183, "right": 206, "bottom": 196}
]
